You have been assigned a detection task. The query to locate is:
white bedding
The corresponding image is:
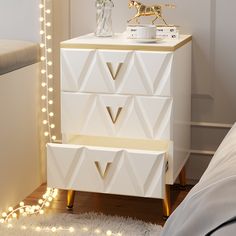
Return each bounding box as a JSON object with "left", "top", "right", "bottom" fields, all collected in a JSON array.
[{"left": 161, "top": 123, "right": 236, "bottom": 236}]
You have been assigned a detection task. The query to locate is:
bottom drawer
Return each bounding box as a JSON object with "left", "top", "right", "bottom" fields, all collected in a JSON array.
[{"left": 47, "top": 136, "right": 168, "bottom": 199}]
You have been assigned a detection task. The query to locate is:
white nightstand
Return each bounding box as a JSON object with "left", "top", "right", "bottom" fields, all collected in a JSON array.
[{"left": 47, "top": 34, "right": 192, "bottom": 218}]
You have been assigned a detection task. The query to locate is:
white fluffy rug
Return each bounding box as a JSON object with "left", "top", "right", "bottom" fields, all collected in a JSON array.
[{"left": 0, "top": 212, "right": 162, "bottom": 236}]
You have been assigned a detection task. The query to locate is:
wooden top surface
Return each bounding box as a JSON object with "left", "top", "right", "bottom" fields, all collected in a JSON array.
[{"left": 61, "top": 34, "right": 192, "bottom": 52}]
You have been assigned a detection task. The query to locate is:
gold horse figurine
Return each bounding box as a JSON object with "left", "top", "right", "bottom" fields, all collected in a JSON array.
[{"left": 128, "top": 0, "right": 175, "bottom": 25}]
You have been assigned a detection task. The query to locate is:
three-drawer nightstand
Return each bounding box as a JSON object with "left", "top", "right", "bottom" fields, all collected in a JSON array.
[{"left": 47, "top": 34, "right": 192, "bottom": 218}]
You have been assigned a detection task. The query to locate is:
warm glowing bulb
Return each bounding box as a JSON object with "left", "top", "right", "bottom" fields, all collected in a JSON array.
[
  {"left": 40, "top": 43, "right": 45, "bottom": 48},
  {"left": 52, "top": 136, "right": 56, "bottom": 140},
  {"left": 117, "top": 233, "right": 122, "bottom": 236},
  {"left": 41, "top": 95, "right": 47, "bottom": 100},
  {"left": 50, "top": 124, "right": 55, "bottom": 129},
  {"left": 39, "top": 17, "right": 44, "bottom": 22},
  {"left": 41, "top": 82, "right": 47, "bottom": 87},
  {"left": 48, "top": 74, "right": 53, "bottom": 79},
  {"left": 12, "top": 213, "right": 17, "bottom": 218},
  {"left": 47, "top": 48, "right": 52, "bottom": 53},
  {"left": 46, "top": 9, "right": 51, "bottom": 14},
  {"left": 7, "top": 224, "right": 13, "bottom": 228},
  {"left": 46, "top": 22, "right": 51, "bottom": 27},
  {"left": 36, "top": 226, "right": 41, "bottom": 232},
  {"left": 48, "top": 87, "right": 53, "bottom": 92},
  {"left": 41, "top": 56, "right": 46, "bottom": 61},
  {"left": 47, "top": 61, "right": 53, "bottom": 66},
  {"left": 8, "top": 207, "right": 13, "bottom": 212},
  {"left": 42, "top": 108, "right": 47, "bottom": 113},
  {"left": 44, "top": 132, "right": 49, "bottom": 137},
  {"left": 51, "top": 227, "right": 57, "bottom": 232},
  {"left": 43, "top": 120, "right": 48, "bottom": 125},
  {"left": 22, "top": 212, "right": 27, "bottom": 217},
  {"left": 95, "top": 229, "right": 101, "bottom": 234},
  {"left": 19, "top": 209, "right": 24, "bottom": 214},
  {"left": 2, "top": 212, "right": 7, "bottom": 218},
  {"left": 106, "top": 230, "right": 112, "bottom": 236},
  {"left": 49, "top": 112, "right": 54, "bottom": 117},
  {"left": 20, "top": 202, "right": 24, "bottom": 207},
  {"left": 39, "top": 4, "right": 44, "bottom": 9},
  {"left": 39, "top": 210, "right": 44, "bottom": 215},
  {"left": 38, "top": 199, "right": 43, "bottom": 204},
  {"left": 45, "top": 202, "right": 50, "bottom": 207},
  {"left": 41, "top": 69, "right": 46, "bottom": 74},
  {"left": 48, "top": 197, "right": 53, "bottom": 202},
  {"left": 48, "top": 100, "right": 53, "bottom": 105},
  {"left": 0, "top": 219, "right": 4, "bottom": 224},
  {"left": 47, "top": 35, "right": 52, "bottom": 40},
  {"left": 69, "top": 227, "right": 75, "bottom": 233},
  {"left": 40, "top": 30, "right": 44, "bottom": 35}
]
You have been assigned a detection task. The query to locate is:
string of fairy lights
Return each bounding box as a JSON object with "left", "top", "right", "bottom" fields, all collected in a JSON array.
[
  {"left": 0, "top": 1, "right": 122, "bottom": 235},
  {"left": 39, "top": 0, "right": 56, "bottom": 141}
]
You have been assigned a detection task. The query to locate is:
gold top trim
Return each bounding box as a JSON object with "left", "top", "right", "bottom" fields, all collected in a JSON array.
[{"left": 60, "top": 35, "right": 192, "bottom": 52}]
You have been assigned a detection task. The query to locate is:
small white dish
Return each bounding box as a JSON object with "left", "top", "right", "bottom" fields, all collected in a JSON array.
[{"left": 126, "top": 24, "right": 157, "bottom": 40}]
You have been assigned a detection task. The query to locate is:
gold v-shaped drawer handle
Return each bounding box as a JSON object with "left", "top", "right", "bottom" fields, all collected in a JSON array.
[
  {"left": 94, "top": 161, "right": 112, "bottom": 179},
  {"left": 106, "top": 106, "right": 123, "bottom": 124},
  {"left": 106, "top": 62, "right": 123, "bottom": 80}
]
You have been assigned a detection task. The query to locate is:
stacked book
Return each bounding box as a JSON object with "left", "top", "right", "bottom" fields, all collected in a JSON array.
[{"left": 156, "top": 26, "right": 179, "bottom": 40}]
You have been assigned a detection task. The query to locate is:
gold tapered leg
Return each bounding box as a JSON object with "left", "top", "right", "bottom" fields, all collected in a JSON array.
[
  {"left": 179, "top": 166, "right": 186, "bottom": 189},
  {"left": 162, "top": 185, "right": 171, "bottom": 220},
  {"left": 67, "top": 190, "right": 75, "bottom": 210}
]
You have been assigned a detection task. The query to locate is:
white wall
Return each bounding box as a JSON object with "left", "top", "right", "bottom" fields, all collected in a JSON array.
[
  {"left": 53, "top": 0, "right": 236, "bottom": 182},
  {"left": 0, "top": 0, "right": 40, "bottom": 41}
]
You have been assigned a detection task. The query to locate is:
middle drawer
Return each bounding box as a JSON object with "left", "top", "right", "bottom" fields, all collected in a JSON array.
[{"left": 61, "top": 92, "right": 173, "bottom": 140}]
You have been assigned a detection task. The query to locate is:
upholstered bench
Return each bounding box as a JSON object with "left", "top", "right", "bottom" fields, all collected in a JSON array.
[
  {"left": 0, "top": 39, "right": 41, "bottom": 212},
  {"left": 0, "top": 39, "right": 39, "bottom": 75}
]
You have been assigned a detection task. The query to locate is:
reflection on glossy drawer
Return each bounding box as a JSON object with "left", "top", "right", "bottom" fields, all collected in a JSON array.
[
  {"left": 61, "top": 92, "right": 173, "bottom": 140},
  {"left": 61, "top": 49, "right": 173, "bottom": 96},
  {"left": 47, "top": 143, "right": 166, "bottom": 198}
]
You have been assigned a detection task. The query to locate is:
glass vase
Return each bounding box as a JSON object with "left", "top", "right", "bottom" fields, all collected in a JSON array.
[{"left": 95, "top": 0, "right": 114, "bottom": 37}]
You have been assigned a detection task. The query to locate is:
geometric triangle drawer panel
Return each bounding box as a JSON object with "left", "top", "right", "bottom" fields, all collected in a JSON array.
[
  {"left": 61, "top": 49, "right": 173, "bottom": 96},
  {"left": 61, "top": 92, "right": 173, "bottom": 140},
  {"left": 47, "top": 142, "right": 167, "bottom": 199}
]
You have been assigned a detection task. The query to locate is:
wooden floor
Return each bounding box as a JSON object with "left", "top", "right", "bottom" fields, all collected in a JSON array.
[{"left": 24, "top": 184, "right": 193, "bottom": 226}]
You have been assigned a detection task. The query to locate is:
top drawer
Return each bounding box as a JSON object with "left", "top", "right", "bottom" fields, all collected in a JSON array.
[{"left": 61, "top": 48, "right": 173, "bottom": 96}]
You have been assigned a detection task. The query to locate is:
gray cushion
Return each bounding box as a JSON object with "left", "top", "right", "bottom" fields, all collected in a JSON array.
[{"left": 0, "top": 39, "right": 39, "bottom": 75}]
